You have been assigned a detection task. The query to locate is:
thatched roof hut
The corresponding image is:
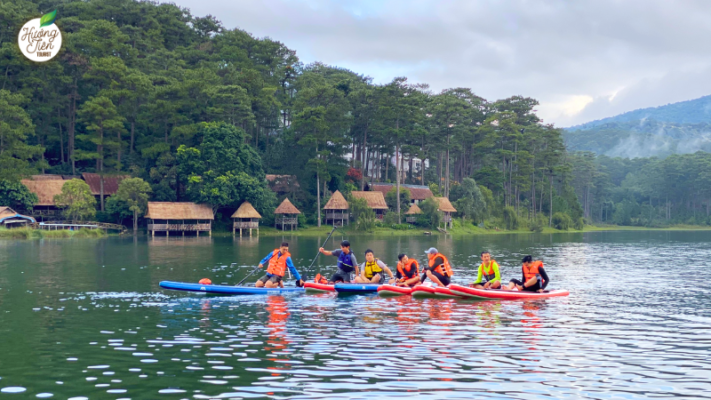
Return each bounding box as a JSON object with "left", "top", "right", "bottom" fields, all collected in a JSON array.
[
  {"left": 350, "top": 191, "right": 388, "bottom": 210},
  {"left": 324, "top": 190, "right": 348, "bottom": 210},
  {"left": 232, "top": 202, "right": 261, "bottom": 236},
  {"left": 435, "top": 197, "right": 457, "bottom": 213},
  {"left": 21, "top": 179, "right": 65, "bottom": 206},
  {"left": 404, "top": 203, "right": 422, "bottom": 215},
  {"left": 145, "top": 202, "right": 214, "bottom": 237},
  {"left": 231, "top": 202, "right": 262, "bottom": 219},
  {"left": 0, "top": 206, "right": 35, "bottom": 227},
  {"left": 370, "top": 183, "right": 434, "bottom": 203},
  {"left": 275, "top": 198, "right": 301, "bottom": 215}
]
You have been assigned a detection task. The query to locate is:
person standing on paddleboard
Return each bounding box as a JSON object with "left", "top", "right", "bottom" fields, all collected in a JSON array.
[
  {"left": 421, "top": 248, "right": 454, "bottom": 287},
  {"left": 471, "top": 251, "right": 501, "bottom": 289},
  {"left": 354, "top": 249, "right": 394, "bottom": 284},
  {"left": 504, "top": 255, "right": 549, "bottom": 292},
  {"left": 392, "top": 253, "right": 421, "bottom": 287},
  {"left": 256, "top": 242, "right": 304, "bottom": 288},
  {"left": 319, "top": 240, "right": 358, "bottom": 283}
]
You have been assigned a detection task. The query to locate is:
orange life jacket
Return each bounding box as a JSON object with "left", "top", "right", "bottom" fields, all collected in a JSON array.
[
  {"left": 429, "top": 253, "right": 453, "bottom": 277},
  {"left": 397, "top": 259, "right": 419, "bottom": 279},
  {"left": 523, "top": 260, "right": 544, "bottom": 281},
  {"left": 267, "top": 249, "right": 291, "bottom": 277}
]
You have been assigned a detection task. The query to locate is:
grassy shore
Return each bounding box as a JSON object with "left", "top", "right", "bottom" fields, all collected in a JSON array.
[
  {"left": 254, "top": 223, "right": 711, "bottom": 237},
  {"left": 0, "top": 227, "right": 106, "bottom": 239}
]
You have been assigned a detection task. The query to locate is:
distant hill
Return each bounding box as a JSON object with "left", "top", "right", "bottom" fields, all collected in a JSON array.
[{"left": 564, "top": 96, "right": 711, "bottom": 158}]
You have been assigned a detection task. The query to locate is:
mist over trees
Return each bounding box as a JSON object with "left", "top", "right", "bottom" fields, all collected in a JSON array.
[{"left": 2, "top": 0, "right": 710, "bottom": 229}]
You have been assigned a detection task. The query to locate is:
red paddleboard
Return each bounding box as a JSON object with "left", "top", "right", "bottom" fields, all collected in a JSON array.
[
  {"left": 304, "top": 282, "right": 335, "bottom": 293},
  {"left": 434, "top": 286, "right": 461, "bottom": 298},
  {"left": 377, "top": 285, "right": 413, "bottom": 296},
  {"left": 411, "top": 285, "right": 438, "bottom": 298},
  {"left": 448, "top": 284, "right": 569, "bottom": 300}
]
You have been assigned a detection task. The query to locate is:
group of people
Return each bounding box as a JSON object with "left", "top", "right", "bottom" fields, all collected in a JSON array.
[{"left": 254, "top": 240, "right": 551, "bottom": 293}]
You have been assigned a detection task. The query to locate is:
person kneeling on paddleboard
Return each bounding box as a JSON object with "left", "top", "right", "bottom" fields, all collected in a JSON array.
[
  {"left": 256, "top": 242, "right": 304, "bottom": 288},
  {"left": 504, "top": 255, "right": 549, "bottom": 292},
  {"left": 319, "top": 240, "right": 358, "bottom": 283},
  {"left": 354, "top": 249, "right": 394, "bottom": 284},
  {"left": 421, "top": 248, "right": 453, "bottom": 287},
  {"left": 392, "top": 253, "right": 420, "bottom": 287},
  {"left": 471, "top": 251, "right": 501, "bottom": 289}
]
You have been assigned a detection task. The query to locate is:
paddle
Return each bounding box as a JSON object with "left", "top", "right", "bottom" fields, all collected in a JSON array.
[
  {"left": 303, "top": 225, "right": 338, "bottom": 281},
  {"left": 236, "top": 265, "right": 261, "bottom": 286}
]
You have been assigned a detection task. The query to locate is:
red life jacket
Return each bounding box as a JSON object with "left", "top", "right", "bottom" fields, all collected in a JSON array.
[
  {"left": 523, "top": 260, "right": 544, "bottom": 281},
  {"left": 429, "top": 253, "right": 453, "bottom": 277},
  {"left": 397, "top": 259, "right": 419, "bottom": 279},
  {"left": 267, "top": 249, "right": 291, "bottom": 277}
]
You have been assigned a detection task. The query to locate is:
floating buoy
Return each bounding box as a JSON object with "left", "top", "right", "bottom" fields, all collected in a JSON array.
[{"left": 198, "top": 278, "right": 212, "bottom": 285}]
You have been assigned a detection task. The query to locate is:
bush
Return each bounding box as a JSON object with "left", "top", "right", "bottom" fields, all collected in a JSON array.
[
  {"left": 552, "top": 212, "right": 572, "bottom": 230},
  {"left": 383, "top": 211, "right": 399, "bottom": 225},
  {"left": 529, "top": 214, "right": 547, "bottom": 233},
  {"left": 355, "top": 208, "right": 376, "bottom": 232},
  {"left": 574, "top": 217, "right": 585, "bottom": 230},
  {"left": 349, "top": 196, "right": 370, "bottom": 222},
  {"left": 73, "top": 228, "right": 106, "bottom": 238},
  {"left": 503, "top": 206, "right": 519, "bottom": 230},
  {"left": 419, "top": 197, "right": 441, "bottom": 228},
  {"left": 385, "top": 187, "right": 410, "bottom": 213}
]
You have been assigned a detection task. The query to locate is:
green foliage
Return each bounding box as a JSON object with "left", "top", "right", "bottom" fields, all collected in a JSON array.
[
  {"left": 54, "top": 179, "right": 96, "bottom": 221},
  {"left": 355, "top": 208, "right": 376, "bottom": 232},
  {"left": 454, "top": 178, "right": 487, "bottom": 224},
  {"left": 503, "top": 206, "right": 519, "bottom": 230},
  {"left": 529, "top": 214, "right": 547, "bottom": 233},
  {"left": 385, "top": 188, "right": 410, "bottom": 213},
  {"left": 113, "top": 177, "right": 152, "bottom": 233},
  {"left": 0, "top": 180, "right": 38, "bottom": 212},
  {"left": 552, "top": 212, "right": 572, "bottom": 230},
  {"left": 348, "top": 196, "right": 370, "bottom": 222},
  {"left": 382, "top": 211, "right": 398, "bottom": 225},
  {"left": 177, "top": 122, "right": 272, "bottom": 215},
  {"left": 574, "top": 217, "right": 585, "bottom": 230},
  {"left": 419, "top": 197, "right": 441, "bottom": 229},
  {"left": 0, "top": 90, "right": 43, "bottom": 180},
  {"left": 428, "top": 183, "right": 441, "bottom": 197}
]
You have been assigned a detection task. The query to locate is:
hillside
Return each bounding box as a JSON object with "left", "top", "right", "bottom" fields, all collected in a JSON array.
[{"left": 565, "top": 96, "right": 711, "bottom": 158}]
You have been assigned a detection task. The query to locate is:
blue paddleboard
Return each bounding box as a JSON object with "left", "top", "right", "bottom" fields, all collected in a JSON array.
[
  {"left": 159, "top": 281, "right": 305, "bottom": 295},
  {"left": 334, "top": 283, "right": 381, "bottom": 294}
]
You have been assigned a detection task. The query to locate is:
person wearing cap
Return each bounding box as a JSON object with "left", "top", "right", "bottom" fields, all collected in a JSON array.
[
  {"left": 256, "top": 242, "right": 304, "bottom": 288},
  {"left": 354, "top": 249, "right": 394, "bottom": 284},
  {"left": 319, "top": 240, "right": 358, "bottom": 283},
  {"left": 421, "top": 247, "right": 454, "bottom": 287}
]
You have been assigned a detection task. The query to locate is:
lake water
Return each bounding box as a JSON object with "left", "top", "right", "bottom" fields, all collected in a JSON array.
[{"left": 0, "top": 231, "right": 710, "bottom": 399}]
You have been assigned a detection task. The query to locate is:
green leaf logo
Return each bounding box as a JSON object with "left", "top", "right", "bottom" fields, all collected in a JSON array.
[{"left": 39, "top": 10, "right": 57, "bottom": 28}]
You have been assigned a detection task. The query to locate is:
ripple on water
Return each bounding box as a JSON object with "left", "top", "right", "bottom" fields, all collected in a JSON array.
[{"left": 1, "top": 387, "right": 26, "bottom": 393}]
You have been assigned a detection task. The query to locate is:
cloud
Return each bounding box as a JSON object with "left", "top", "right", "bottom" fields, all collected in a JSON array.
[{"left": 162, "top": 0, "right": 711, "bottom": 126}]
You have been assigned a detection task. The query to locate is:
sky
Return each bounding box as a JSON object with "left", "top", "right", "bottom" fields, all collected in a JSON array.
[{"left": 163, "top": 0, "right": 711, "bottom": 127}]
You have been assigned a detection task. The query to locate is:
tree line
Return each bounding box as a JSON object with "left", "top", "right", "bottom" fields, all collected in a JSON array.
[{"left": 4, "top": 0, "right": 707, "bottom": 231}]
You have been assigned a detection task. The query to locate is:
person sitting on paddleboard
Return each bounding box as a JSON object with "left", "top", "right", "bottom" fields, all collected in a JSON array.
[
  {"left": 256, "top": 242, "right": 304, "bottom": 288},
  {"left": 504, "top": 255, "right": 549, "bottom": 292},
  {"left": 392, "top": 253, "right": 421, "bottom": 287},
  {"left": 354, "top": 249, "right": 394, "bottom": 284},
  {"left": 471, "top": 251, "right": 501, "bottom": 289},
  {"left": 421, "top": 247, "right": 453, "bottom": 287},
  {"left": 319, "top": 240, "right": 358, "bottom": 283}
]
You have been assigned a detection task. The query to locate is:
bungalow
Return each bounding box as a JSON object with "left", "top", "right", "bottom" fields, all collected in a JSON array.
[
  {"left": 0, "top": 207, "right": 36, "bottom": 228},
  {"left": 274, "top": 198, "right": 301, "bottom": 231},
  {"left": 323, "top": 190, "right": 349, "bottom": 226},
  {"left": 350, "top": 191, "right": 389, "bottom": 220},
  {"left": 369, "top": 183, "right": 434, "bottom": 204},
  {"left": 232, "top": 202, "right": 262, "bottom": 236},
  {"left": 404, "top": 203, "right": 422, "bottom": 224},
  {"left": 145, "top": 202, "right": 214, "bottom": 237},
  {"left": 82, "top": 173, "right": 129, "bottom": 209},
  {"left": 435, "top": 197, "right": 457, "bottom": 230},
  {"left": 21, "top": 178, "right": 67, "bottom": 219}
]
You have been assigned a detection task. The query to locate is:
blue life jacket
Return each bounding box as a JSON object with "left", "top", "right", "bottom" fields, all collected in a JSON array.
[{"left": 338, "top": 250, "right": 354, "bottom": 273}]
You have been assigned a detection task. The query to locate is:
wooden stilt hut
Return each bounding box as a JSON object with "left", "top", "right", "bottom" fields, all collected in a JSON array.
[
  {"left": 435, "top": 197, "right": 457, "bottom": 230},
  {"left": 404, "top": 203, "right": 422, "bottom": 224},
  {"left": 324, "top": 190, "right": 349, "bottom": 226},
  {"left": 350, "top": 191, "right": 388, "bottom": 220},
  {"left": 232, "top": 202, "right": 262, "bottom": 236},
  {"left": 145, "top": 202, "right": 214, "bottom": 237},
  {"left": 274, "top": 198, "right": 301, "bottom": 231}
]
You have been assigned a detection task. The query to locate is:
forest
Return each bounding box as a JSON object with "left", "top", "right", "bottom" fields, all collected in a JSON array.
[{"left": 1, "top": 0, "right": 710, "bottom": 231}]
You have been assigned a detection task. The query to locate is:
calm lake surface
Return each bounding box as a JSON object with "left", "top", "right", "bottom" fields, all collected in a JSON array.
[{"left": 0, "top": 231, "right": 710, "bottom": 399}]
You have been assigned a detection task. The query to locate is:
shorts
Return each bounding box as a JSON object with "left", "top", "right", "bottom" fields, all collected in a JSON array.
[
  {"left": 510, "top": 278, "right": 541, "bottom": 292},
  {"left": 365, "top": 272, "right": 383, "bottom": 282},
  {"left": 258, "top": 274, "right": 282, "bottom": 285},
  {"left": 422, "top": 270, "right": 451, "bottom": 286},
  {"left": 330, "top": 269, "right": 352, "bottom": 283}
]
